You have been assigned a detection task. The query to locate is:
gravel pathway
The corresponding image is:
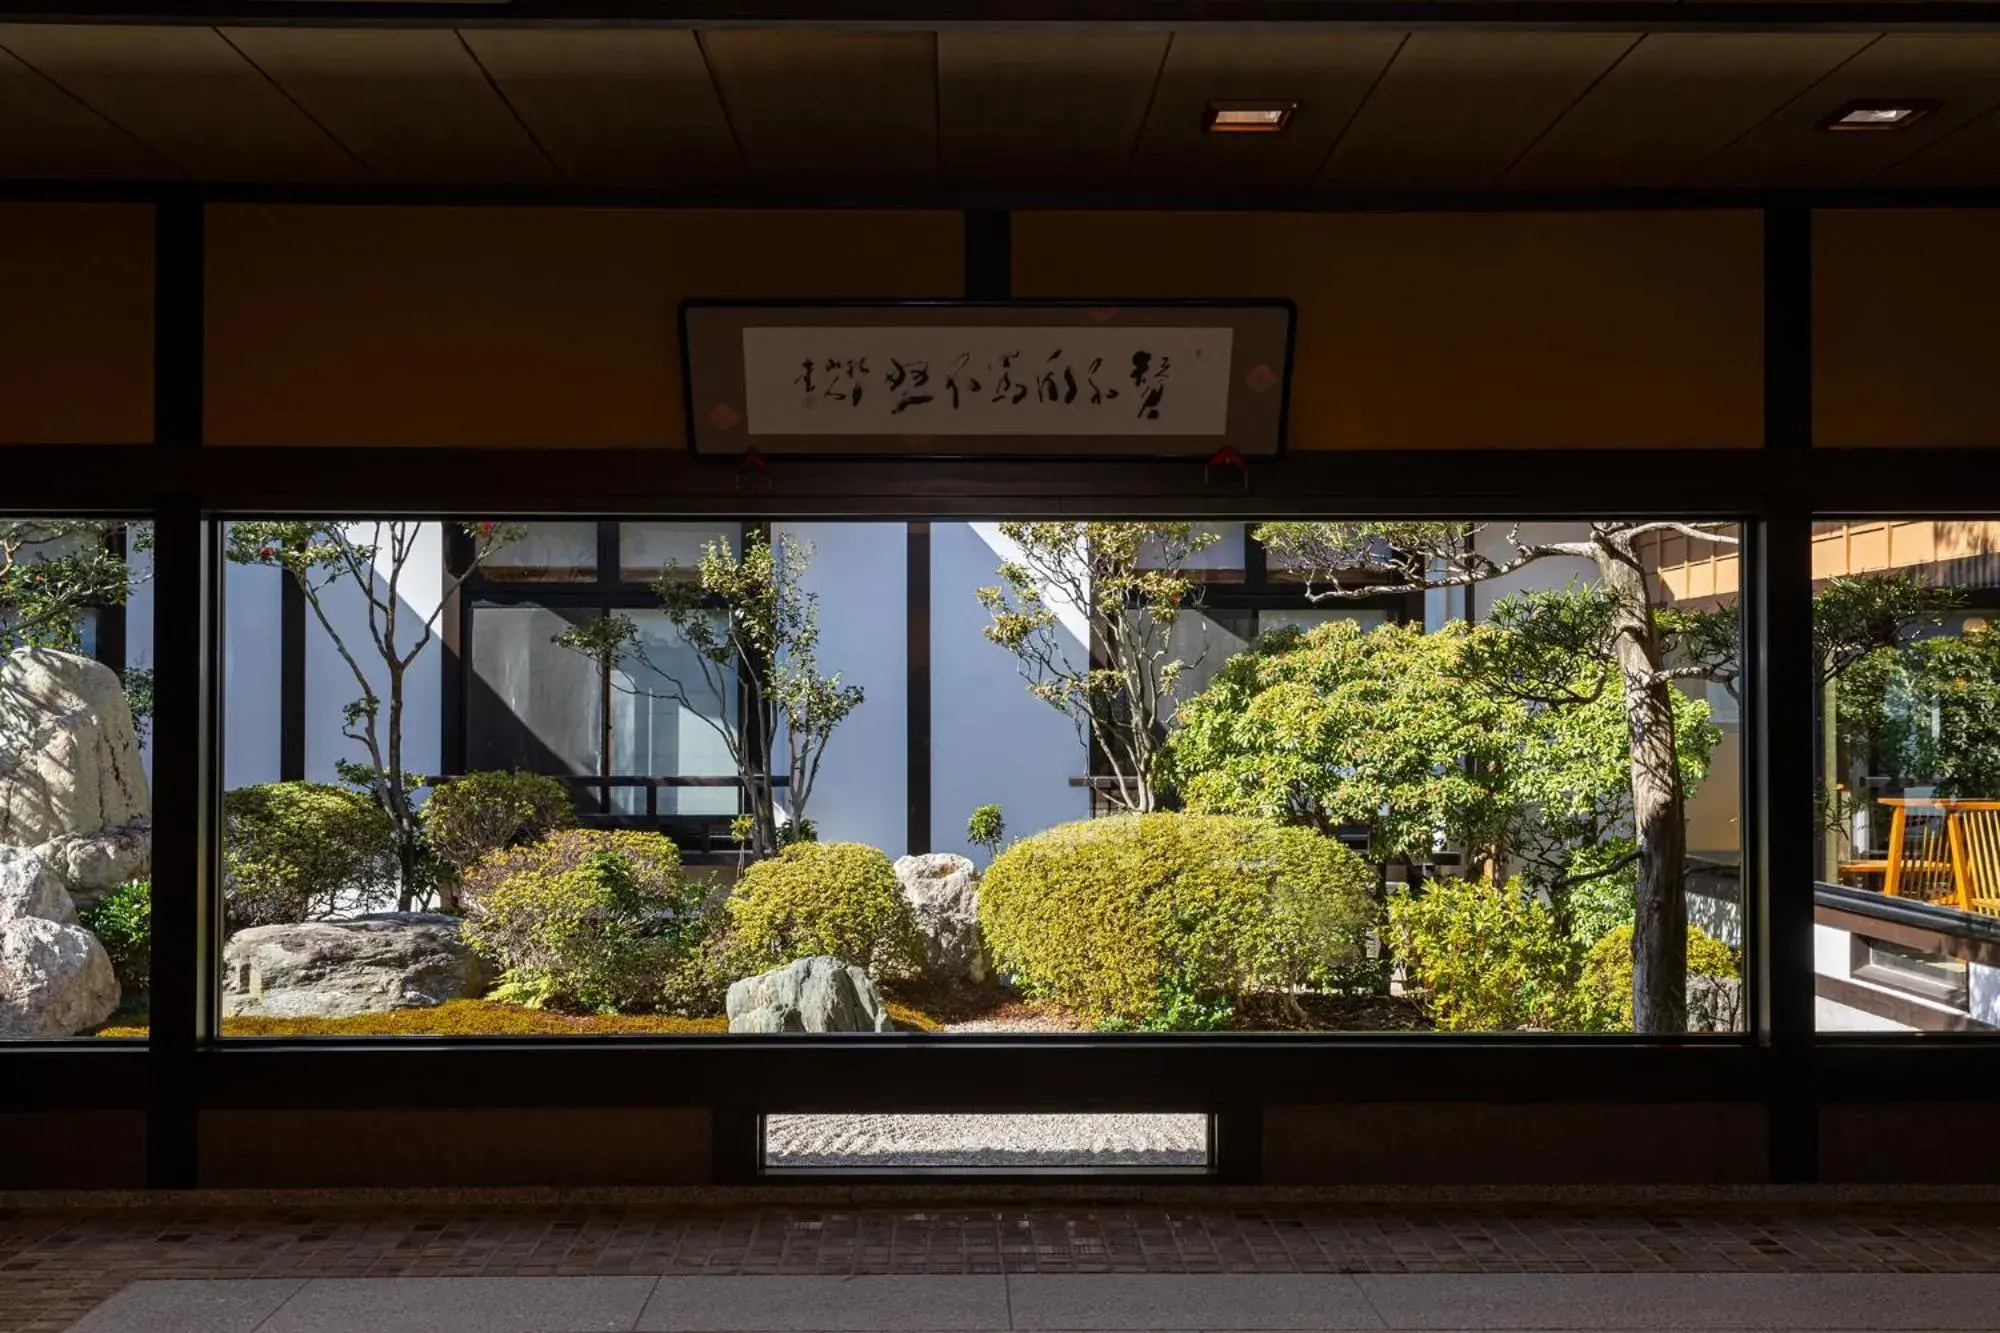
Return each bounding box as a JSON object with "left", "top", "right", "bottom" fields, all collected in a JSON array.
[{"left": 763, "top": 1112, "right": 1209, "bottom": 1169}]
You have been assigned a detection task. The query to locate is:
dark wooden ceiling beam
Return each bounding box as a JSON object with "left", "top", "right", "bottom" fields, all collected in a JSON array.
[{"left": 9, "top": 2, "right": 2000, "bottom": 29}]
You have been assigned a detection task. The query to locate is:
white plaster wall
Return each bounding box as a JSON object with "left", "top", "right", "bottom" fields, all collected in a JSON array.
[
  {"left": 1816, "top": 996, "right": 1911, "bottom": 1033},
  {"left": 930, "top": 521, "right": 1090, "bottom": 861},
  {"left": 302, "top": 522, "right": 443, "bottom": 792},
  {"left": 776, "top": 521, "right": 907, "bottom": 856},
  {"left": 219, "top": 532, "right": 283, "bottom": 790}
]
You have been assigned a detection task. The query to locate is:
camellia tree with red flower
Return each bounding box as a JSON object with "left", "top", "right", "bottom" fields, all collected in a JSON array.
[{"left": 225, "top": 520, "right": 520, "bottom": 910}]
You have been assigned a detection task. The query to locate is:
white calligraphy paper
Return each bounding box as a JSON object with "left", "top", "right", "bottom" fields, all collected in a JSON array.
[{"left": 741, "top": 326, "right": 1235, "bottom": 436}]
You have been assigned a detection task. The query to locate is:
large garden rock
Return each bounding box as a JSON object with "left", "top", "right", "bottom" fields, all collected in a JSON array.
[
  {"left": 222, "top": 912, "right": 488, "bottom": 1019},
  {"left": 0, "top": 846, "right": 74, "bottom": 925},
  {"left": 893, "top": 852, "right": 988, "bottom": 983},
  {"left": 727, "top": 955, "right": 895, "bottom": 1033},
  {"left": 0, "top": 916, "right": 119, "bottom": 1037},
  {"left": 0, "top": 649, "right": 149, "bottom": 848},
  {"left": 30, "top": 818, "right": 149, "bottom": 907}
]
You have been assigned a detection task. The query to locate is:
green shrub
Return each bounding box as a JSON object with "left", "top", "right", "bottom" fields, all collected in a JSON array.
[
  {"left": 420, "top": 770, "right": 576, "bottom": 900},
  {"left": 462, "top": 828, "right": 720, "bottom": 1015},
  {"left": 966, "top": 804, "right": 1006, "bottom": 858},
  {"left": 1388, "top": 877, "right": 1589, "bottom": 1032},
  {"left": 222, "top": 782, "right": 398, "bottom": 932},
  {"left": 1581, "top": 923, "right": 1741, "bottom": 1032},
  {"left": 978, "top": 813, "right": 1376, "bottom": 1029},
  {"left": 1256, "top": 824, "right": 1382, "bottom": 993},
  {"left": 78, "top": 877, "right": 150, "bottom": 995},
  {"left": 727, "top": 841, "right": 922, "bottom": 975}
]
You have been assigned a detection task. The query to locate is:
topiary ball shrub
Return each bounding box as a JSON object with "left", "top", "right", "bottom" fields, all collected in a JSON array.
[
  {"left": 1387, "top": 877, "right": 1588, "bottom": 1032},
  {"left": 461, "top": 828, "right": 721, "bottom": 1015},
  {"left": 420, "top": 770, "right": 576, "bottom": 903},
  {"left": 1581, "top": 922, "right": 1742, "bottom": 1033},
  {"left": 978, "top": 813, "right": 1376, "bottom": 1029},
  {"left": 222, "top": 782, "right": 398, "bottom": 933},
  {"left": 77, "top": 876, "right": 151, "bottom": 997},
  {"left": 727, "top": 841, "right": 922, "bottom": 976}
]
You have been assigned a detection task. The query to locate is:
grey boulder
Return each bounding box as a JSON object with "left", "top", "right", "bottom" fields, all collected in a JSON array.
[
  {"left": 893, "top": 852, "right": 988, "bottom": 983},
  {"left": 0, "top": 648, "right": 150, "bottom": 848},
  {"left": 31, "top": 818, "right": 149, "bottom": 906},
  {"left": 0, "top": 846, "right": 75, "bottom": 925},
  {"left": 727, "top": 955, "right": 895, "bottom": 1033},
  {"left": 0, "top": 916, "right": 119, "bottom": 1037},
  {"left": 222, "top": 912, "right": 489, "bottom": 1018}
]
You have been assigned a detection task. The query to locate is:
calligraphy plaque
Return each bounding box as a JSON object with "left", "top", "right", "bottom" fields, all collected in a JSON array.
[{"left": 681, "top": 301, "right": 1293, "bottom": 458}]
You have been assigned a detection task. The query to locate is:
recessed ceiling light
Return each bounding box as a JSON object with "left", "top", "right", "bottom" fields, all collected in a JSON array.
[
  {"left": 1204, "top": 102, "right": 1296, "bottom": 134},
  {"left": 1820, "top": 100, "right": 1939, "bottom": 132}
]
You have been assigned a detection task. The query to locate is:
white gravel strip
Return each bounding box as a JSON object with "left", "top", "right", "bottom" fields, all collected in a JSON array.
[{"left": 763, "top": 1113, "right": 1209, "bottom": 1170}]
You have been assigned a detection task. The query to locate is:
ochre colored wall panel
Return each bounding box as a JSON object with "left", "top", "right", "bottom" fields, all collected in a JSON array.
[
  {"left": 1816, "top": 210, "right": 2000, "bottom": 448},
  {"left": 1015, "top": 211, "right": 1762, "bottom": 450},
  {"left": 0, "top": 204, "right": 154, "bottom": 445},
  {"left": 205, "top": 207, "right": 963, "bottom": 447}
]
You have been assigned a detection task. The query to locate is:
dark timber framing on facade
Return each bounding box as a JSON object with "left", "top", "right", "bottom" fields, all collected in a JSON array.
[{"left": 10, "top": 178, "right": 2000, "bottom": 1190}]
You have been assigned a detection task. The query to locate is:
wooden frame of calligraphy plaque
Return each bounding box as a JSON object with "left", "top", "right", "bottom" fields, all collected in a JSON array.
[{"left": 681, "top": 300, "right": 1295, "bottom": 460}]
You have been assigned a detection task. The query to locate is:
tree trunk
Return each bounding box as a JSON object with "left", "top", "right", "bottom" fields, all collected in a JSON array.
[
  {"left": 1597, "top": 540, "right": 1689, "bottom": 1033},
  {"left": 388, "top": 665, "right": 417, "bottom": 912}
]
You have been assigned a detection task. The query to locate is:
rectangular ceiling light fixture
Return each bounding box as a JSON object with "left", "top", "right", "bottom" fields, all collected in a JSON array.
[
  {"left": 1821, "top": 99, "right": 1939, "bottom": 132},
  {"left": 1204, "top": 102, "right": 1296, "bottom": 134}
]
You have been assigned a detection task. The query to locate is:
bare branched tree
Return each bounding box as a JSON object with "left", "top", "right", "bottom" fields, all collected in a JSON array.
[
  {"left": 227, "top": 520, "right": 519, "bottom": 910},
  {"left": 977, "top": 522, "right": 1219, "bottom": 814}
]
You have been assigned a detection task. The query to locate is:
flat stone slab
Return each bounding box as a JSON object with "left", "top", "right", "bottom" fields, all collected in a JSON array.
[
  {"left": 65, "top": 1279, "right": 305, "bottom": 1333},
  {"left": 1008, "top": 1274, "right": 1383, "bottom": 1330},
  {"left": 59, "top": 1271, "right": 2000, "bottom": 1332},
  {"left": 257, "top": 1276, "right": 658, "bottom": 1333},
  {"left": 641, "top": 1275, "right": 1011, "bottom": 1330},
  {"left": 1353, "top": 1272, "right": 2000, "bottom": 1329}
]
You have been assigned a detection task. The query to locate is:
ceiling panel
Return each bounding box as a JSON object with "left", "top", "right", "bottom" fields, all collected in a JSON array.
[
  {"left": 0, "top": 24, "right": 363, "bottom": 183},
  {"left": 1505, "top": 33, "right": 1874, "bottom": 189},
  {"left": 460, "top": 29, "right": 744, "bottom": 189},
  {"left": 1129, "top": 32, "right": 1405, "bottom": 192},
  {"left": 0, "top": 42, "right": 173, "bottom": 179},
  {"left": 938, "top": 30, "right": 1166, "bottom": 188},
  {"left": 700, "top": 30, "right": 936, "bottom": 187},
  {"left": 1882, "top": 104, "right": 2000, "bottom": 184},
  {"left": 1320, "top": 32, "right": 1639, "bottom": 190},
  {"left": 221, "top": 27, "right": 557, "bottom": 184},
  {"left": 1687, "top": 34, "right": 2000, "bottom": 187}
]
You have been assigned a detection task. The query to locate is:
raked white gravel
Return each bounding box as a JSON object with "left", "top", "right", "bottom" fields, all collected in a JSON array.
[{"left": 763, "top": 1112, "right": 1209, "bottom": 1169}]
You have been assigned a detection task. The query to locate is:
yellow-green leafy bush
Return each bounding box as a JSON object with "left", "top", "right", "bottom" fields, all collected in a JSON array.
[
  {"left": 727, "top": 841, "right": 922, "bottom": 975},
  {"left": 978, "top": 813, "right": 1376, "bottom": 1028},
  {"left": 222, "top": 782, "right": 397, "bottom": 931},
  {"left": 461, "top": 829, "right": 721, "bottom": 1015},
  {"left": 1581, "top": 923, "right": 1741, "bottom": 1032},
  {"left": 421, "top": 770, "right": 575, "bottom": 896},
  {"left": 1388, "top": 877, "right": 1590, "bottom": 1032}
]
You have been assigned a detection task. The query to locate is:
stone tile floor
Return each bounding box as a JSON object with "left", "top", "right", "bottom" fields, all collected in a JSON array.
[{"left": 8, "top": 1203, "right": 2000, "bottom": 1333}]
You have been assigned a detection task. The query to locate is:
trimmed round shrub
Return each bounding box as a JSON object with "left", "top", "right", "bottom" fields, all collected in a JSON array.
[
  {"left": 1255, "top": 824, "right": 1381, "bottom": 993},
  {"left": 978, "top": 813, "right": 1376, "bottom": 1028},
  {"left": 420, "top": 770, "right": 576, "bottom": 897},
  {"left": 1581, "top": 922, "right": 1740, "bottom": 1032},
  {"left": 222, "top": 782, "right": 397, "bottom": 932},
  {"left": 726, "top": 841, "right": 922, "bottom": 975},
  {"left": 462, "top": 828, "right": 720, "bottom": 1015},
  {"left": 78, "top": 876, "right": 151, "bottom": 997}
]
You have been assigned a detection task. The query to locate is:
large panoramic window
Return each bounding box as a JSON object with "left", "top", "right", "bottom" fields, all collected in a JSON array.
[
  {"left": 0, "top": 516, "right": 151, "bottom": 1042},
  {"left": 1811, "top": 519, "right": 2000, "bottom": 1034},
  {"left": 184, "top": 515, "right": 1749, "bottom": 1050}
]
